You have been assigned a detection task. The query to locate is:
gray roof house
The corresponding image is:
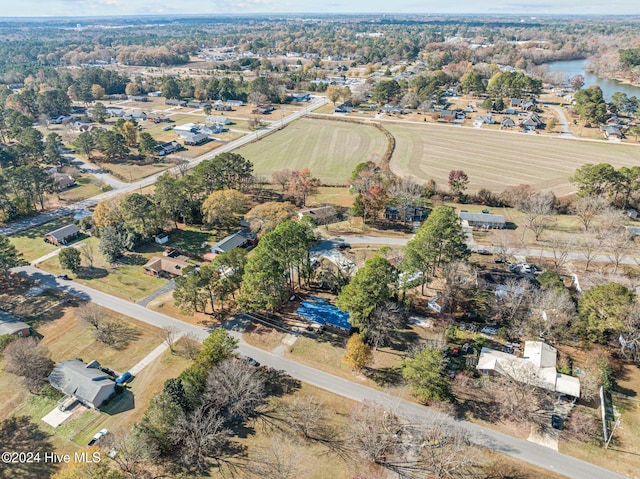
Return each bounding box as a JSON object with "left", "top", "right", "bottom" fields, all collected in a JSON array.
[
  {"left": 210, "top": 228, "right": 257, "bottom": 255},
  {"left": 458, "top": 211, "right": 505, "bottom": 229},
  {"left": 45, "top": 224, "right": 80, "bottom": 246},
  {"left": 48, "top": 359, "right": 116, "bottom": 409},
  {"left": 0, "top": 311, "right": 31, "bottom": 337}
]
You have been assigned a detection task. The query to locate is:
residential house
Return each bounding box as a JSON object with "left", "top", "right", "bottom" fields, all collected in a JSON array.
[
  {"left": 128, "top": 95, "right": 148, "bottom": 102},
  {"left": 602, "top": 126, "right": 624, "bottom": 140},
  {"left": 154, "top": 141, "right": 181, "bottom": 156},
  {"left": 290, "top": 93, "right": 311, "bottom": 102},
  {"left": 106, "top": 108, "right": 124, "bottom": 118},
  {"left": 184, "top": 133, "right": 210, "bottom": 146},
  {"left": 205, "top": 115, "right": 231, "bottom": 126},
  {"left": 148, "top": 91, "right": 162, "bottom": 97},
  {"left": 48, "top": 359, "right": 116, "bottom": 409},
  {"left": 0, "top": 310, "right": 31, "bottom": 337},
  {"left": 52, "top": 173, "right": 76, "bottom": 190},
  {"left": 458, "top": 211, "right": 505, "bottom": 229},
  {"left": 252, "top": 105, "right": 274, "bottom": 115},
  {"left": 173, "top": 123, "right": 200, "bottom": 138},
  {"left": 501, "top": 117, "right": 516, "bottom": 129},
  {"left": 149, "top": 114, "right": 172, "bottom": 123},
  {"left": 143, "top": 255, "right": 191, "bottom": 278},
  {"left": 298, "top": 205, "right": 337, "bottom": 225},
  {"left": 226, "top": 100, "right": 243, "bottom": 107},
  {"left": 214, "top": 105, "right": 233, "bottom": 111},
  {"left": 123, "top": 111, "right": 147, "bottom": 121},
  {"left": 474, "top": 115, "right": 494, "bottom": 127},
  {"left": 382, "top": 104, "right": 403, "bottom": 115},
  {"left": 44, "top": 224, "right": 80, "bottom": 246},
  {"left": 186, "top": 101, "right": 211, "bottom": 109},
  {"left": 165, "top": 99, "right": 187, "bottom": 107},
  {"left": 385, "top": 204, "right": 426, "bottom": 222},
  {"left": 210, "top": 229, "right": 257, "bottom": 255},
  {"left": 477, "top": 341, "right": 581, "bottom": 397},
  {"left": 504, "top": 107, "right": 517, "bottom": 115},
  {"left": 334, "top": 104, "right": 353, "bottom": 113}
]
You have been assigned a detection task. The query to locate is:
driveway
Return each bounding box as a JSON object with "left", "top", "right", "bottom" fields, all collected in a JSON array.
[
  {"left": 13, "top": 266, "right": 627, "bottom": 479},
  {"left": 547, "top": 104, "right": 575, "bottom": 138}
]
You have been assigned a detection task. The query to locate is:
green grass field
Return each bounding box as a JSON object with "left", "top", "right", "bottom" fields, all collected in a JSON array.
[
  {"left": 9, "top": 215, "right": 77, "bottom": 262},
  {"left": 386, "top": 122, "right": 640, "bottom": 196},
  {"left": 236, "top": 118, "right": 388, "bottom": 184}
]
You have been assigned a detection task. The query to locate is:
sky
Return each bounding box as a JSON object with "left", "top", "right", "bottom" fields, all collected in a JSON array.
[{"left": 1, "top": 0, "right": 639, "bottom": 17}]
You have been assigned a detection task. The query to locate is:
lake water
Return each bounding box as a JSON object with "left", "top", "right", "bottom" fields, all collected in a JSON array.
[{"left": 545, "top": 58, "right": 640, "bottom": 101}]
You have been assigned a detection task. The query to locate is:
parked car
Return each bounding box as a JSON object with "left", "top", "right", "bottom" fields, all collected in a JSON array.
[
  {"left": 242, "top": 356, "right": 260, "bottom": 367},
  {"left": 551, "top": 414, "right": 564, "bottom": 430},
  {"left": 88, "top": 428, "right": 109, "bottom": 446},
  {"left": 451, "top": 347, "right": 460, "bottom": 357},
  {"left": 476, "top": 249, "right": 491, "bottom": 255},
  {"left": 115, "top": 371, "right": 133, "bottom": 385}
]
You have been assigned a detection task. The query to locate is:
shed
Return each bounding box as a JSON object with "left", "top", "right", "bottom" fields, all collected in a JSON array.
[
  {"left": 45, "top": 224, "right": 80, "bottom": 246},
  {"left": 48, "top": 359, "right": 115, "bottom": 409}
]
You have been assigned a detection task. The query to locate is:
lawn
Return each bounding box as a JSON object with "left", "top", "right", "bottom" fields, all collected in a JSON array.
[
  {"left": 102, "top": 160, "right": 175, "bottom": 182},
  {"left": 38, "top": 237, "right": 169, "bottom": 302},
  {"left": 38, "top": 303, "right": 163, "bottom": 373},
  {"left": 235, "top": 117, "right": 388, "bottom": 184},
  {"left": 387, "top": 122, "right": 640, "bottom": 196},
  {"left": 307, "top": 186, "right": 354, "bottom": 208},
  {"left": 9, "top": 215, "right": 77, "bottom": 262}
]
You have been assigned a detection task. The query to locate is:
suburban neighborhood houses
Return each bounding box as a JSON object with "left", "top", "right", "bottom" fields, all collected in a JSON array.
[{"left": 0, "top": 10, "right": 639, "bottom": 479}]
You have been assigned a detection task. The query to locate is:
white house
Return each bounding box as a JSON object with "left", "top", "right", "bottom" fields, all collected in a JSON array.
[
  {"left": 477, "top": 341, "right": 580, "bottom": 397},
  {"left": 173, "top": 123, "right": 199, "bottom": 138},
  {"left": 205, "top": 115, "right": 231, "bottom": 126}
]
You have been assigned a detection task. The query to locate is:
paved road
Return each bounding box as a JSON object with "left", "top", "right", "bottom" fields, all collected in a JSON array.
[
  {"left": 330, "top": 234, "right": 638, "bottom": 266},
  {"left": 0, "top": 97, "right": 328, "bottom": 237},
  {"left": 14, "top": 265, "right": 627, "bottom": 479}
]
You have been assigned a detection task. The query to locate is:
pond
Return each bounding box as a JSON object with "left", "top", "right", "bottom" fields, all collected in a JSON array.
[{"left": 545, "top": 58, "right": 640, "bottom": 101}]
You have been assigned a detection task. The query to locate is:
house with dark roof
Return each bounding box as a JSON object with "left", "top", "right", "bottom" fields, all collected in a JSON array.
[
  {"left": 298, "top": 206, "right": 337, "bottom": 225},
  {"left": 210, "top": 228, "right": 257, "bottom": 255},
  {"left": 385, "top": 204, "right": 426, "bottom": 222},
  {"left": 184, "top": 133, "right": 210, "bottom": 146},
  {"left": 44, "top": 224, "right": 80, "bottom": 246},
  {"left": 48, "top": 359, "right": 116, "bottom": 409},
  {"left": 143, "top": 255, "right": 191, "bottom": 278},
  {"left": 155, "top": 141, "right": 181, "bottom": 156},
  {"left": 0, "top": 310, "right": 31, "bottom": 337}
]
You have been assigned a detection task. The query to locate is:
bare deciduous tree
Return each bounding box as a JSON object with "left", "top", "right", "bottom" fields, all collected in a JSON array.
[
  {"left": 606, "top": 229, "right": 632, "bottom": 273},
  {"left": 78, "top": 303, "right": 102, "bottom": 330},
  {"left": 79, "top": 242, "right": 96, "bottom": 269},
  {"left": 204, "top": 358, "right": 266, "bottom": 421},
  {"left": 525, "top": 288, "right": 574, "bottom": 343},
  {"left": 442, "top": 261, "right": 476, "bottom": 315},
  {"left": 365, "top": 301, "right": 406, "bottom": 350},
  {"left": 3, "top": 338, "right": 54, "bottom": 392},
  {"left": 161, "top": 326, "right": 180, "bottom": 353},
  {"left": 180, "top": 334, "right": 202, "bottom": 360},
  {"left": 348, "top": 402, "right": 402, "bottom": 466},
  {"left": 271, "top": 169, "right": 292, "bottom": 191},
  {"left": 246, "top": 434, "right": 306, "bottom": 479},
  {"left": 577, "top": 234, "right": 600, "bottom": 272},
  {"left": 170, "top": 405, "right": 231, "bottom": 473},
  {"left": 571, "top": 195, "right": 608, "bottom": 232},
  {"left": 545, "top": 234, "right": 574, "bottom": 273},
  {"left": 518, "top": 191, "right": 555, "bottom": 242}
]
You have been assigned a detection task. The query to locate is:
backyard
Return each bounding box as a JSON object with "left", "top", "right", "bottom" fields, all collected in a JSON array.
[{"left": 8, "top": 215, "right": 79, "bottom": 262}]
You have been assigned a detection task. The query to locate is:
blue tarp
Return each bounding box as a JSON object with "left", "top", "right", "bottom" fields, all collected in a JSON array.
[{"left": 296, "top": 297, "right": 351, "bottom": 331}]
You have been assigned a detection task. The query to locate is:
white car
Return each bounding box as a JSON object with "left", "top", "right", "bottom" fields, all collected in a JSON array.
[{"left": 88, "top": 428, "right": 109, "bottom": 446}]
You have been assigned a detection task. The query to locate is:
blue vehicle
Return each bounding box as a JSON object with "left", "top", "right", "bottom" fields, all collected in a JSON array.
[{"left": 115, "top": 371, "right": 132, "bottom": 385}]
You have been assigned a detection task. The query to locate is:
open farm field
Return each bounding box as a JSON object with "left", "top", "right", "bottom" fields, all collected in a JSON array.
[
  {"left": 235, "top": 117, "right": 388, "bottom": 184},
  {"left": 387, "top": 122, "right": 640, "bottom": 196}
]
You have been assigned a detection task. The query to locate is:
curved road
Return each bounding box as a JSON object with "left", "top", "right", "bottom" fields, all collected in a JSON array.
[
  {"left": 15, "top": 266, "right": 627, "bottom": 479},
  {"left": 546, "top": 104, "right": 575, "bottom": 138},
  {"left": 0, "top": 97, "right": 328, "bottom": 236}
]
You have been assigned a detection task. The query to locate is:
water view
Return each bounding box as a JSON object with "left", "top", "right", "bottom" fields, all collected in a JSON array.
[{"left": 545, "top": 58, "right": 640, "bottom": 101}]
